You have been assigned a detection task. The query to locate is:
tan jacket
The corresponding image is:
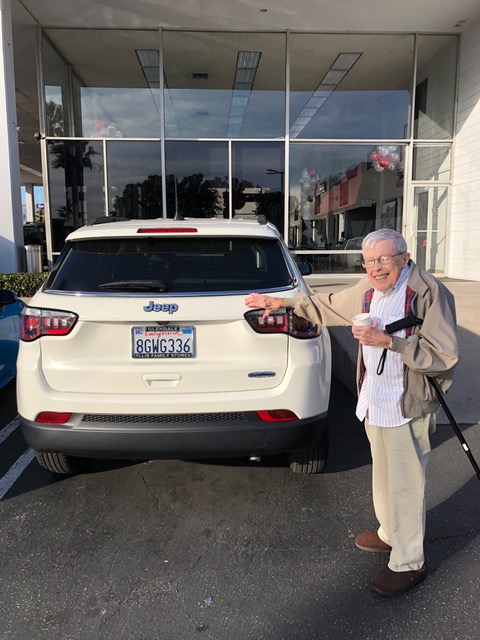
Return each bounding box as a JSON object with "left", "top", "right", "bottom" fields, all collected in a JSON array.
[{"left": 287, "top": 261, "right": 458, "bottom": 419}]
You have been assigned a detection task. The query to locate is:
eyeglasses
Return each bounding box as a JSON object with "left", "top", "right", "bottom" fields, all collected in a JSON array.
[{"left": 361, "top": 252, "right": 406, "bottom": 269}]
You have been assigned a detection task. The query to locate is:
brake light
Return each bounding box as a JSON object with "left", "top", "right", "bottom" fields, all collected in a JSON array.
[
  {"left": 244, "top": 309, "right": 320, "bottom": 339},
  {"left": 257, "top": 410, "right": 298, "bottom": 422},
  {"left": 137, "top": 228, "right": 197, "bottom": 233},
  {"left": 35, "top": 412, "right": 72, "bottom": 424},
  {"left": 21, "top": 308, "right": 78, "bottom": 341}
]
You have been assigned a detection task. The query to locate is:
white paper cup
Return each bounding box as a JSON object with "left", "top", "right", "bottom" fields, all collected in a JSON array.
[{"left": 352, "top": 313, "right": 371, "bottom": 327}]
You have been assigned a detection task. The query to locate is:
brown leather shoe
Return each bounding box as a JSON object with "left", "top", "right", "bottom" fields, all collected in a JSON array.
[
  {"left": 371, "top": 564, "right": 427, "bottom": 597},
  {"left": 354, "top": 530, "right": 392, "bottom": 553}
]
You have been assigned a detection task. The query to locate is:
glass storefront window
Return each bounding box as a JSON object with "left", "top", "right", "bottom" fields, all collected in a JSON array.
[
  {"left": 414, "top": 35, "right": 458, "bottom": 140},
  {"left": 47, "top": 140, "right": 104, "bottom": 251},
  {"left": 164, "top": 142, "right": 228, "bottom": 218},
  {"left": 38, "top": 28, "right": 458, "bottom": 275},
  {"left": 106, "top": 141, "right": 163, "bottom": 218},
  {"left": 42, "top": 36, "right": 72, "bottom": 136},
  {"left": 44, "top": 29, "right": 162, "bottom": 138},
  {"left": 163, "top": 32, "right": 286, "bottom": 138},
  {"left": 231, "top": 143, "right": 285, "bottom": 233},
  {"left": 413, "top": 145, "right": 451, "bottom": 181},
  {"left": 289, "top": 143, "right": 405, "bottom": 271},
  {"left": 289, "top": 34, "right": 414, "bottom": 139}
]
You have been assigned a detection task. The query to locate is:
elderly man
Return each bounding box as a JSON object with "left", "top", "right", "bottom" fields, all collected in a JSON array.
[{"left": 245, "top": 228, "right": 458, "bottom": 597}]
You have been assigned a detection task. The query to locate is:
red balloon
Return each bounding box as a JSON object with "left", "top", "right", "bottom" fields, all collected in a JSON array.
[{"left": 379, "top": 156, "right": 390, "bottom": 168}]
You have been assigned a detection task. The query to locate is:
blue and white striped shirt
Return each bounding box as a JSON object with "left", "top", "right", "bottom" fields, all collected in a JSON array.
[{"left": 356, "top": 265, "right": 410, "bottom": 427}]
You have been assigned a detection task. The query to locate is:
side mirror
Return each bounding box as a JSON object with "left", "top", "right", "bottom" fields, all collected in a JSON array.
[
  {"left": 0, "top": 289, "right": 17, "bottom": 307},
  {"left": 296, "top": 260, "right": 312, "bottom": 276}
]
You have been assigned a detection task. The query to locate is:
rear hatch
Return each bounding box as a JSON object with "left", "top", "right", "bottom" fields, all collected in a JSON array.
[{"left": 33, "top": 233, "right": 298, "bottom": 395}]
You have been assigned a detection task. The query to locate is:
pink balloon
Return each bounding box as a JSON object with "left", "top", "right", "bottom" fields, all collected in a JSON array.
[{"left": 370, "top": 151, "right": 380, "bottom": 162}]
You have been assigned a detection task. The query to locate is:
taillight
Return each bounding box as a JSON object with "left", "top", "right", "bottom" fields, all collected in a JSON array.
[
  {"left": 257, "top": 410, "right": 298, "bottom": 422},
  {"left": 244, "top": 309, "right": 320, "bottom": 339},
  {"left": 137, "top": 228, "right": 197, "bottom": 233},
  {"left": 35, "top": 412, "right": 72, "bottom": 424},
  {"left": 21, "top": 308, "right": 78, "bottom": 342}
]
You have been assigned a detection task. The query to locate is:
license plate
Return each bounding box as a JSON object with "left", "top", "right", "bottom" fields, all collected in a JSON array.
[{"left": 132, "top": 326, "right": 196, "bottom": 358}]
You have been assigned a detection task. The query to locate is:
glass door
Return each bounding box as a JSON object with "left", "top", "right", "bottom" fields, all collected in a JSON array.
[{"left": 413, "top": 185, "right": 448, "bottom": 272}]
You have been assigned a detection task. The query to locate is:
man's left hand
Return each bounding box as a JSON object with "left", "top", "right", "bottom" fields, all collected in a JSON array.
[{"left": 352, "top": 320, "right": 392, "bottom": 348}]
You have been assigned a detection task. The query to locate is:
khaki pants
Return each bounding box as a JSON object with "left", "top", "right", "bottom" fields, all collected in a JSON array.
[{"left": 365, "top": 414, "right": 436, "bottom": 572}]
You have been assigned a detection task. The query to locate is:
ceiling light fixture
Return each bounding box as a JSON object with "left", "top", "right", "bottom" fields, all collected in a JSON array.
[
  {"left": 228, "top": 51, "right": 262, "bottom": 136},
  {"left": 237, "top": 51, "right": 262, "bottom": 69},
  {"left": 135, "top": 49, "right": 159, "bottom": 68},
  {"left": 135, "top": 48, "right": 180, "bottom": 136},
  {"left": 331, "top": 52, "right": 362, "bottom": 70},
  {"left": 290, "top": 52, "right": 362, "bottom": 138},
  {"left": 135, "top": 49, "right": 160, "bottom": 86}
]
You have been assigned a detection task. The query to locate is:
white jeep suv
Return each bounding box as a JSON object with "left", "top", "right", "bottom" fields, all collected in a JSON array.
[{"left": 17, "top": 218, "right": 331, "bottom": 475}]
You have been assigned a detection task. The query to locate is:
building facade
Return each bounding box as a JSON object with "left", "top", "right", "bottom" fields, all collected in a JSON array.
[{"left": 2, "top": 1, "right": 480, "bottom": 280}]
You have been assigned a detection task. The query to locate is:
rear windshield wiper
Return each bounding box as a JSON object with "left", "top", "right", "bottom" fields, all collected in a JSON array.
[{"left": 99, "top": 280, "right": 168, "bottom": 292}]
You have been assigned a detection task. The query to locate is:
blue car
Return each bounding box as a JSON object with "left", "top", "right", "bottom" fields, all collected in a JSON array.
[{"left": 0, "top": 289, "right": 25, "bottom": 389}]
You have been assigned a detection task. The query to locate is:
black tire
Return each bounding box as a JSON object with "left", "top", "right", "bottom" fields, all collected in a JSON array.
[
  {"left": 288, "top": 421, "right": 329, "bottom": 474},
  {"left": 35, "top": 451, "right": 85, "bottom": 475}
]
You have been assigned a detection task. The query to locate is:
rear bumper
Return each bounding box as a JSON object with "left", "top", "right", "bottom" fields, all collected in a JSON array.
[{"left": 20, "top": 411, "right": 328, "bottom": 460}]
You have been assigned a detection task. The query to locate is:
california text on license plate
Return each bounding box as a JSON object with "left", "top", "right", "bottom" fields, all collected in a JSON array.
[{"left": 132, "top": 326, "right": 196, "bottom": 358}]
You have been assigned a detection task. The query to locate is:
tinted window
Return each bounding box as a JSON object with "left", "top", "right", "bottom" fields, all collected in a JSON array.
[{"left": 47, "top": 237, "right": 292, "bottom": 293}]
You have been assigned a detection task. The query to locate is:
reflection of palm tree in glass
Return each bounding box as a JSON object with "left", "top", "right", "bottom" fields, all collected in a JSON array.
[
  {"left": 113, "top": 173, "right": 222, "bottom": 219},
  {"left": 49, "top": 141, "right": 102, "bottom": 229},
  {"left": 113, "top": 175, "right": 163, "bottom": 218},
  {"left": 46, "top": 100, "right": 64, "bottom": 136},
  {"left": 169, "top": 173, "right": 222, "bottom": 218}
]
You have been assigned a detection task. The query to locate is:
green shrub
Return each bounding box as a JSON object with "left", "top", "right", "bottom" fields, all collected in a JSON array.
[{"left": 0, "top": 272, "right": 49, "bottom": 298}]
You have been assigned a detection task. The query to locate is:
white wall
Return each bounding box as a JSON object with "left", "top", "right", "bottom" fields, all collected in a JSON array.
[
  {"left": 449, "top": 18, "right": 480, "bottom": 281},
  {"left": 0, "top": 0, "right": 24, "bottom": 273}
]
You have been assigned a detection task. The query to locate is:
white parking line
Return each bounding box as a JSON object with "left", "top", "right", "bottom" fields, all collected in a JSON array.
[
  {"left": 0, "top": 416, "right": 20, "bottom": 445},
  {"left": 0, "top": 448, "right": 35, "bottom": 500}
]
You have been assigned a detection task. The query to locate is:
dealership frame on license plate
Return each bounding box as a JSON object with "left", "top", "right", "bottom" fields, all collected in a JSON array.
[{"left": 132, "top": 326, "right": 196, "bottom": 358}]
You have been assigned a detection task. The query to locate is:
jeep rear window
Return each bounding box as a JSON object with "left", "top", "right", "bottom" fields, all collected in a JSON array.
[{"left": 46, "top": 237, "right": 293, "bottom": 293}]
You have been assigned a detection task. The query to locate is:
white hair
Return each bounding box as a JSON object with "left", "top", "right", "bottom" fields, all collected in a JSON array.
[{"left": 362, "top": 229, "right": 407, "bottom": 254}]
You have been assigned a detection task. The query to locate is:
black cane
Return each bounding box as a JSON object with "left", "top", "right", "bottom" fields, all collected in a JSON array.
[
  {"left": 427, "top": 376, "right": 480, "bottom": 479},
  {"left": 381, "top": 316, "right": 480, "bottom": 480}
]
